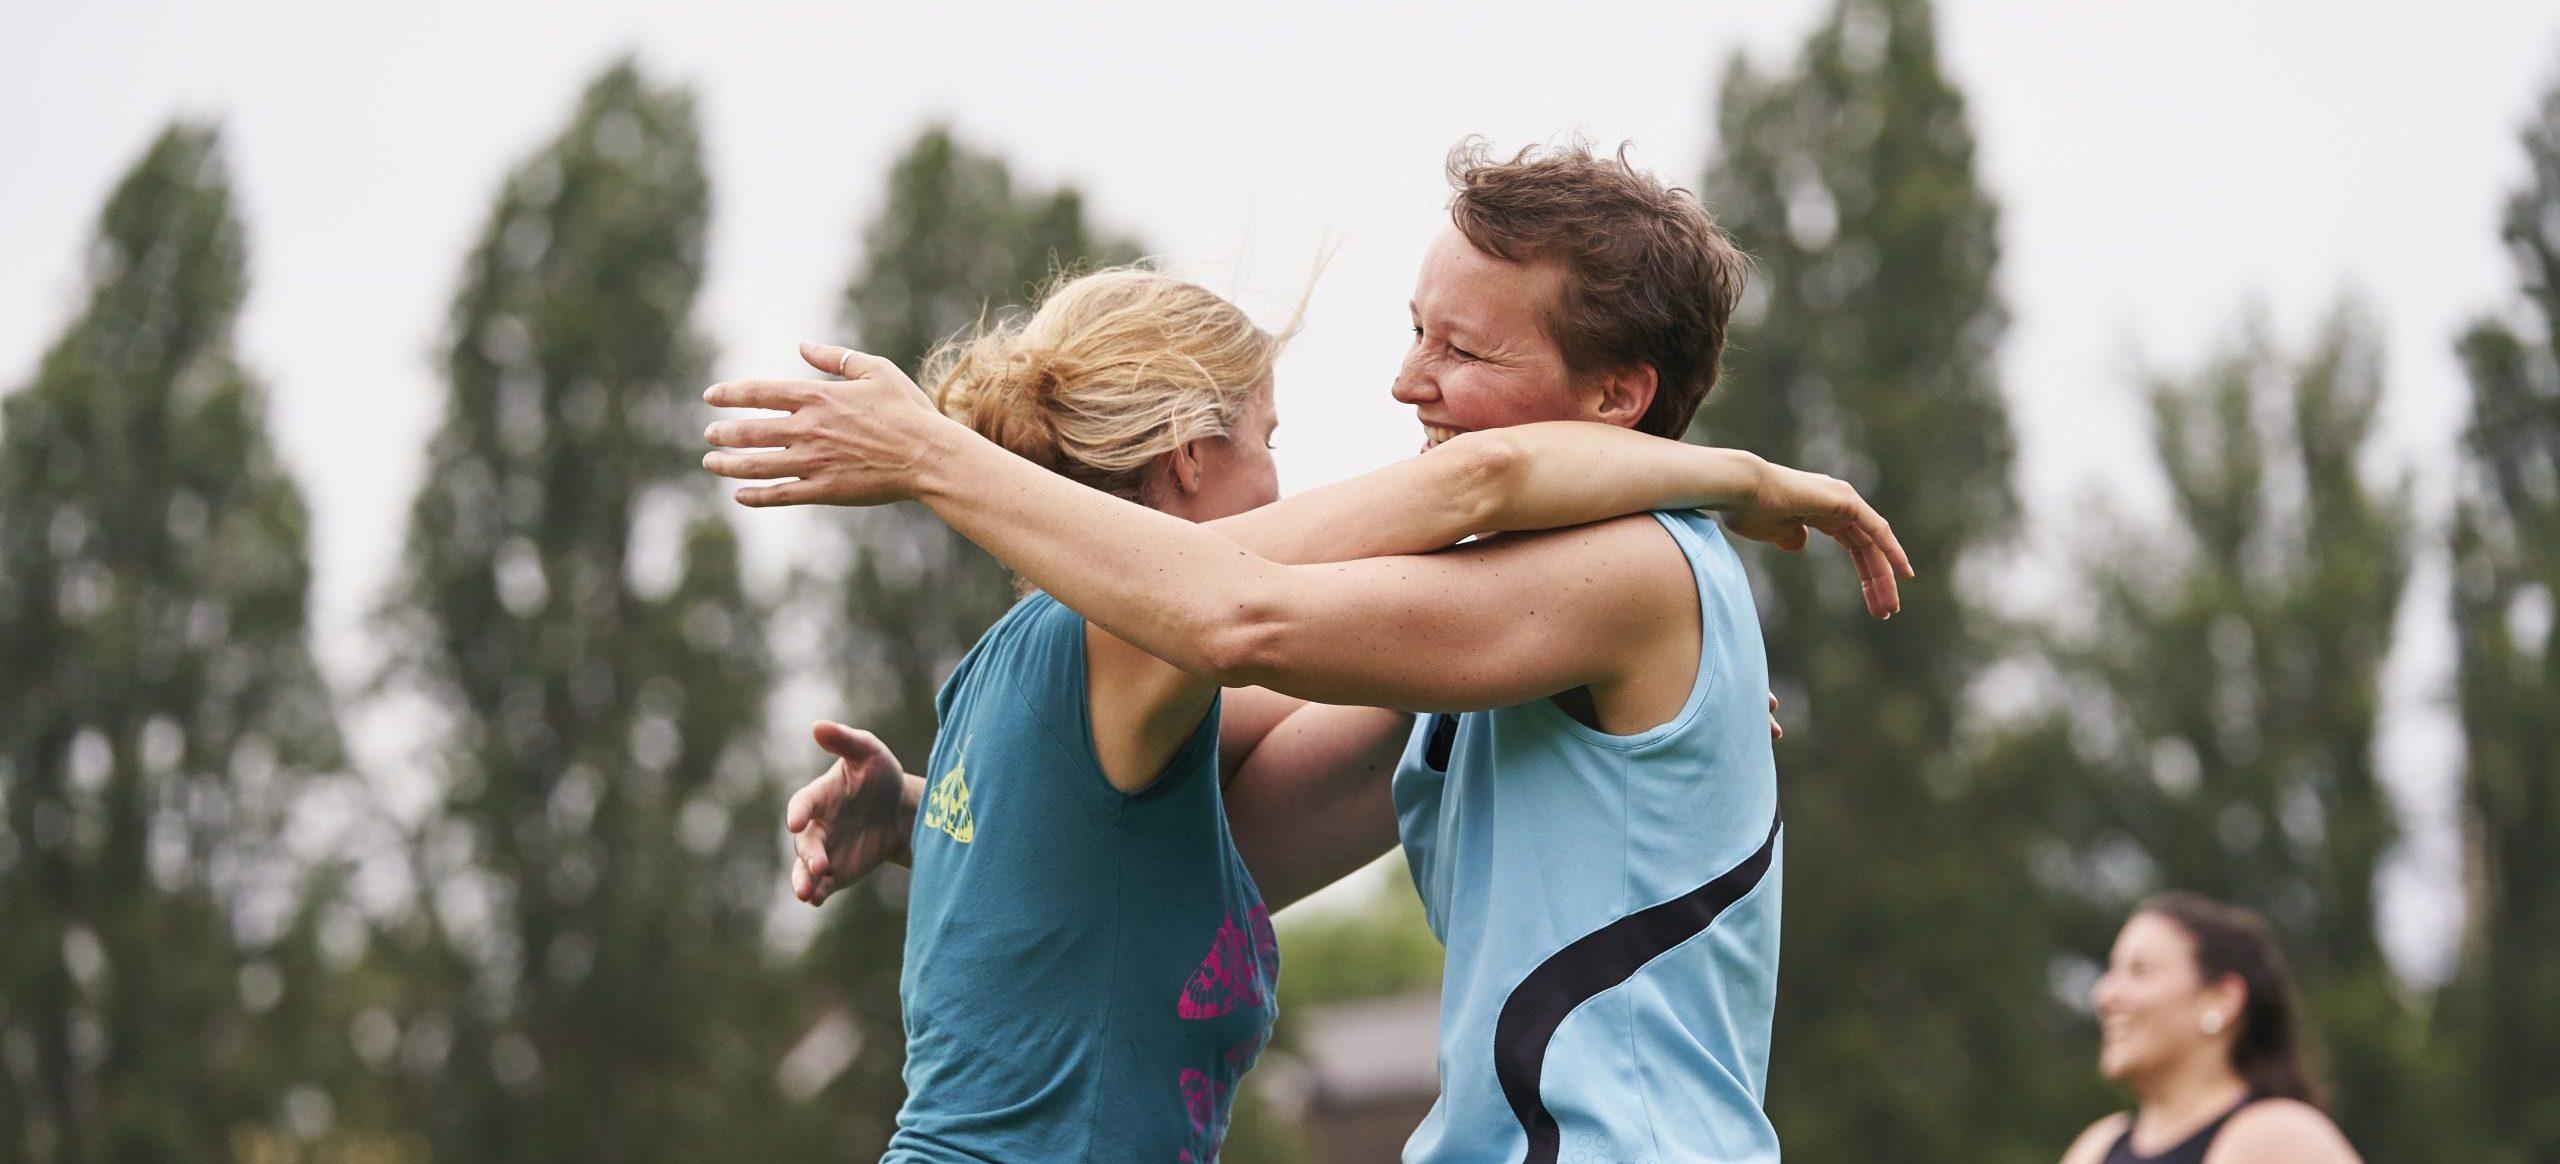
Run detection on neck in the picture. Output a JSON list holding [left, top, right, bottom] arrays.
[[2131, 1049, 2249, 1132]]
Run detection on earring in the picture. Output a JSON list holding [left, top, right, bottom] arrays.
[[2199, 1011, 2226, 1036]]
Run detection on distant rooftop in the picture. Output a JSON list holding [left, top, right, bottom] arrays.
[[1298, 990, 1441, 1108]]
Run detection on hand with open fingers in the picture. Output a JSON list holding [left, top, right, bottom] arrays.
[[1721, 460, 1915, 620], [702, 342, 954, 508], [786, 721, 915, 906]]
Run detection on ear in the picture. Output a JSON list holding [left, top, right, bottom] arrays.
[[2204, 973, 2248, 1026], [1588, 363, 1659, 429], [1157, 440, 1206, 497]]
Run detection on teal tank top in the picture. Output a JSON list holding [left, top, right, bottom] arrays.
[[1393, 510, 1783, 1164], [889, 593, 1277, 1162]]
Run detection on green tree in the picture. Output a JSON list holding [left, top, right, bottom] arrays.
[[374, 61, 807, 1160], [2046, 305, 2422, 1156], [794, 125, 1143, 1149], [2446, 58, 2560, 1163], [1698, 1, 2094, 1157], [0, 124, 355, 1160]]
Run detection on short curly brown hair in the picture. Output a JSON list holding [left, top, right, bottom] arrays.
[[1446, 139, 1750, 438]]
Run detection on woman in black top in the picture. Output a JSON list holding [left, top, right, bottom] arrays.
[[2058, 893, 2361, 1164]]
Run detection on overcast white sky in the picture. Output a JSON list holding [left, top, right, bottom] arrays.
[[8, 0, 2558, 980]]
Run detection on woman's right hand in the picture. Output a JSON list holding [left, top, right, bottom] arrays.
[[1722, 460, 1914, 619], [786, 721, 920, 905]]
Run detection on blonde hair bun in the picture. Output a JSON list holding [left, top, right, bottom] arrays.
[[924, 268, 1288, 502]]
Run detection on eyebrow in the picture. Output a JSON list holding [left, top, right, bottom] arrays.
[[1410, 300, 1485, 345]]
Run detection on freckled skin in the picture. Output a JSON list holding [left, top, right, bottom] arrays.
[[1397, 228, 1616, 448]]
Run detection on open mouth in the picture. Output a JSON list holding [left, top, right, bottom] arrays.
[[1422, 423, 1463, 450]]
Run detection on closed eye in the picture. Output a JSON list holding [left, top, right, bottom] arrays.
[[1412, 322, 1481, 363]]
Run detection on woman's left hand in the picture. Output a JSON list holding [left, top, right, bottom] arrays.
[[702, 342, 951, 507], [1721, 459, 1912, 620]]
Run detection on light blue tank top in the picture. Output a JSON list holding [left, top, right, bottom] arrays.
[[1393, 510, 1783, 1164], [889, 593, 1277, 1163]]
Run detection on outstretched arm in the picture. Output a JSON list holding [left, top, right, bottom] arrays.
[[703, 347, 1909, 709], [1205, 413, 1906, 604], [711, 343, 1911, 597]]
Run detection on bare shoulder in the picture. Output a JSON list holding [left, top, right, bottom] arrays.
[[2059, 1112, 2129, 1164], [2207, 1099, 2360, 1164]]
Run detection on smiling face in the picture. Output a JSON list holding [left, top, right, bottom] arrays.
[[2092, 911, 2243, 1087], [1396, 227, 1611, 453]]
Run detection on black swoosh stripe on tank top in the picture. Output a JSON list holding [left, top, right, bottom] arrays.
[[1493, 813, 1782, 1164], [1423, 713, 1460, 771]]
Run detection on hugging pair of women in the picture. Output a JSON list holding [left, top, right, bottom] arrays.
[[706, 140, 1907, 1163]]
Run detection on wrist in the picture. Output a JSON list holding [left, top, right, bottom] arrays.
[[904, 414, 976, 505], [1696, 446, 1771, 509], [893, 772, 924, 865]]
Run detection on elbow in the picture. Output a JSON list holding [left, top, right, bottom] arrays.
[[1194, 595, 1292, 689], [1441, 428, 1526, 530]]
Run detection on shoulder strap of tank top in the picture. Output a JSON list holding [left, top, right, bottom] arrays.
[[2105, 1093, 2260, 1164], [2188, 1091, 2260, 1147]]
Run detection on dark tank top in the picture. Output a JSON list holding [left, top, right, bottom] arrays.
[[2102, 1094, 2258, 1164]]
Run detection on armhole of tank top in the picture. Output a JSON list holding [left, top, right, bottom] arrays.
[[1053, 604, 1219, 805], [983, 595, 1127, 809], [1518, 510, 1721, 752]]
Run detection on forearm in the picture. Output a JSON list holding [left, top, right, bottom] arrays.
[[1203, 423, 1770, 567], [1203, 433, 1511, 565], [1478, 422, 1770, 531], [908, 417, 1290, 679]]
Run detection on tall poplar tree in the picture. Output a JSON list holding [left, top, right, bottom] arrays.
[[377, 61, 805, 1160], [0, 124, 352, 1161], [796, 124, 1144, 1150], [1697, 1, 2089, 1156], [2047, 306, 2421, 1156], [2446, 57, 2560, 1163]]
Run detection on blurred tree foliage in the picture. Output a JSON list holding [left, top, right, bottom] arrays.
[[799, 124, 1145, 1151], [369, 61, 814, 1159], [18, 23, 2546, 1164], [0, 124, 359, 1162], [1697, 0, 2101, 1157], [2446, 58, 2560, 1163], [2036, 304, 2429, 1156], [1271, 865, 1445, 1023]]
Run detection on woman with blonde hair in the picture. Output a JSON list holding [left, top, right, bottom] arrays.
[[714, 266, 1906, 1160], [2060, 893, 2363, 1164]]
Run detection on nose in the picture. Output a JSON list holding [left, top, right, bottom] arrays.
[[2091, 970, 2119, 1015], [1392, 346, 1437, 406]]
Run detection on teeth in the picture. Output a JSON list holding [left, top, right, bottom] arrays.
[[1424, 425, 1458, 447]]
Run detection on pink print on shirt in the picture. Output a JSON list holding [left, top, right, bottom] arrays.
[[1175, 907, 1277, 1161], [1176, 905, 1277, 1019]]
